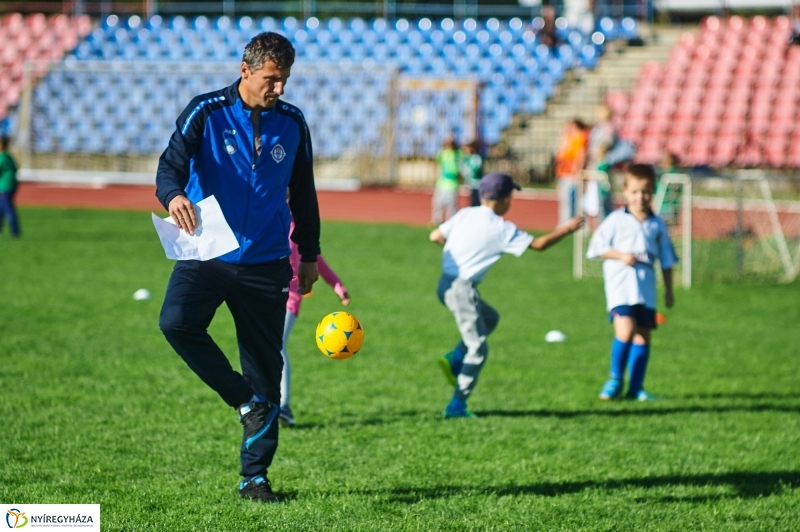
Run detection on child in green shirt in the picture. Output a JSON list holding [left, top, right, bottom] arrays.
[[432, 136, 462, 223], [0, 136, 20, 238]]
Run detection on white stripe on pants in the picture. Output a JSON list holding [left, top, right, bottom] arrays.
[[437, 275, 500, 400], [279, 309, 297, 408]]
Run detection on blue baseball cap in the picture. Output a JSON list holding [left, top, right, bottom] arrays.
[[479, 172, 521, 200]]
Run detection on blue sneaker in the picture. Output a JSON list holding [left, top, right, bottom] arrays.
[[628, 389, 657, 401], [239, 475, 279, 503], [238, 401, 279, 449], [599, 378, 623, 400], [438, 349, 463, 386], [443, 397, 477, 419]]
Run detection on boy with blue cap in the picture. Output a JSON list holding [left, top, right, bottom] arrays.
[[429, 172, 583, 418]]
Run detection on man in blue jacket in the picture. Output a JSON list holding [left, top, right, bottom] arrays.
[[156, 32, 320, 503]]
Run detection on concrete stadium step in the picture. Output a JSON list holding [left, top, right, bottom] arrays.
[[501, 24, 691, 179]]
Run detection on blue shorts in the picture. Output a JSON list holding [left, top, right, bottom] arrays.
[[608, 305, 657, 329]]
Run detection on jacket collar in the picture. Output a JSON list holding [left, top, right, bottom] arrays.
[[226, 79, 279, 117], [624, 206, 655, 219]]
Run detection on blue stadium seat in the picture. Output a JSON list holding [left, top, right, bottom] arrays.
[[146, 15, 163, 30], [537, 73, 556, 97], [237, 16, 254, 33], [535, 43, 551, 62], [371, 18, 387, 32], [554, 17, 570, 40], [438, 18, 456, 38], [462, 18, 478, 37], [169, 15, 187, 31], [282, 16, 298, 34], [507, 17, 524, 38], [619, 17, 638, 40], [383, 30, 400, 47], [547, 58, 566, 82], [326, 17, 344, 32], [581, 44, 599, 69], [598, 17, 618, 41], [557, 44, 575, 68], [524, 88, 547, 114], [349, 18, 366, 32], [259, 17, 277, 32]]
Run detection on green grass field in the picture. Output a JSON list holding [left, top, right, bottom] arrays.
[[1, 207, 799, 531]]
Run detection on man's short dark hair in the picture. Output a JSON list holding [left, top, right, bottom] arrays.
[[625, 163, 657, 187], [242, 32, 295, 71], [0, 136, 9, 151]]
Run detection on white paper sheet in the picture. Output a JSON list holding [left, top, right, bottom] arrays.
[[151, 195, 240, 261]]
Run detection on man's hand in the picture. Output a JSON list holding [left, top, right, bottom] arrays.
[[168, 195, 198, 234], [297, 261, 319, 295]]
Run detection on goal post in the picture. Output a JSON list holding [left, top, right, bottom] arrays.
[[690, 170, 799, 283], [653, 173, 692, 288]]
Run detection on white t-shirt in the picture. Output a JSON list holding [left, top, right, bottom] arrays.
[[439, 206, 534, 283], [587, 208, 678, 311]]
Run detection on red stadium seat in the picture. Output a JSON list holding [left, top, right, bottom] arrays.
[[701, 16, 722, 31], [612, 15, 800, 169], [666, 135, 691, 154], [711, 139, 740, 166]]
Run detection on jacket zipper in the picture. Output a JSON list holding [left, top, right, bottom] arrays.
[[239, 109, 257, 263]]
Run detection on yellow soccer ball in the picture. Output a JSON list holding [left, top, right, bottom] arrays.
[[315, 311, 364, 360]]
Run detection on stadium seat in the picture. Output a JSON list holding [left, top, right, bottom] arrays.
[[617, 15, 800, 168]]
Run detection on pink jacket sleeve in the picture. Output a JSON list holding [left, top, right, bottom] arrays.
[[286, 221, 347, 317], [317, 254, 345, 295]]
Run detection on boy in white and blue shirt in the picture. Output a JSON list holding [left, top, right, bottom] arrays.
[[587, 164, 678, 401], [429, 172, 583, 418]]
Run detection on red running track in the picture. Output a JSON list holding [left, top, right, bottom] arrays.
[[17, 183, 560, 231]]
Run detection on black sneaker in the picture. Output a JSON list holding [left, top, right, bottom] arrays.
[[239, 475, 279, 503], [238, 401, 279, 450]]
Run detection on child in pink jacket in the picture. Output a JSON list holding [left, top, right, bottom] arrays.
[[280, 221, 350, 426]]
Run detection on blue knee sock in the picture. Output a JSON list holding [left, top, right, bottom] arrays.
[[610, 338, 633, 380], [627, 343, 650, 396]]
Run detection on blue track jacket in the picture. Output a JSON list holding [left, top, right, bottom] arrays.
[[155, 80, 320, 264]]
